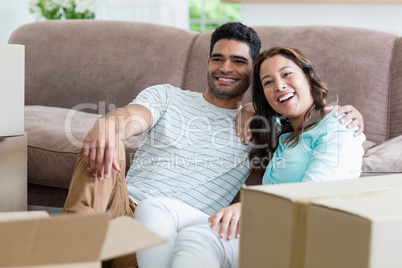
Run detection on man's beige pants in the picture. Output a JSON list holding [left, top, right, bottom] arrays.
[[63, 140, 137, 268]]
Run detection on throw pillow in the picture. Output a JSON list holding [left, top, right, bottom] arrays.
[[362, 135, 402, 173]]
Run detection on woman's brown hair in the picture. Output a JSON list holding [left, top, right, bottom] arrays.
[[248, 46, 329, 167]]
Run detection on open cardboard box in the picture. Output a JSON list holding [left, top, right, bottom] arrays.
[[239, 174, 402, 268], [0, 211, 165, 267]]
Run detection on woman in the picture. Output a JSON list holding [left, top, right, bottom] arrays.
[[135, 46, 365, 268]]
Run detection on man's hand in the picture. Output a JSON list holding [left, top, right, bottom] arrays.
[[235, 102, 255, 144], [82, 104, 153, 181], [209, 202, 241, 240], [236, 103, 364, 142], [83, 116, 121, 181], [325, 105, 364, 137]]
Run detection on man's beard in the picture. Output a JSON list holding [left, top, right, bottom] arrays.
[[206, 72, 251, 99]]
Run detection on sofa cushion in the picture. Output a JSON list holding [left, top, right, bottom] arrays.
[[25, 106, 140, 188], [362, 134, 402, 176], [11, 21, 198, 111]]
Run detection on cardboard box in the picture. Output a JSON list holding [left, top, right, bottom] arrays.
[[239, 174, 402, 268], [304, 191, 402, 268], [0, 211, 165, 267], [0, 133, 27, 211], [0, 44, 24, 137]]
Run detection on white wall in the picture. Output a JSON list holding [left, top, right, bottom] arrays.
[[96, 0, 189, 30], [2, 1, 402, 44], [242, 3, 402, 36], [0, 0, 190, 45], [0, 0, 36, 44]]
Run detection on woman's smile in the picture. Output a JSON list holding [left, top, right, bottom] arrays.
[[260, 55, 313, 129]]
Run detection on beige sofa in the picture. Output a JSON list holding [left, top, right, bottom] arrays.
[[8, 20, 402, 208]]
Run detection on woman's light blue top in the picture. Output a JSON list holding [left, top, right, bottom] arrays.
[[262, 108, 365, 185]]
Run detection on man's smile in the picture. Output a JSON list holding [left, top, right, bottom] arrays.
[[215, 75, 239, 86]]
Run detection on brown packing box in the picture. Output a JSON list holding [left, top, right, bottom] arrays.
[[0, 44, 24, 137], [0, 211, 166, 267], [0, 134, 27, 211], [304, 191, 402, 268], [238, 174, 402, 268]]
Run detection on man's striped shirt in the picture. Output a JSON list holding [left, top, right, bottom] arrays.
[[126, 84, 252, 215]]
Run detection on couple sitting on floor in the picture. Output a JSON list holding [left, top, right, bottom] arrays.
[[63, 22, 365, 268]]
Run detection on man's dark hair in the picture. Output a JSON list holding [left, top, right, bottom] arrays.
[[210, 22, 261, 62]]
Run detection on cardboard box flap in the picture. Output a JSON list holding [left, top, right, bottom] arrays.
[[245, 174, 402, 202], [101, 216, 166, 261], [0, 211, 49, 223], [0, 213, 110, 267], [311, 190, 402, 221]]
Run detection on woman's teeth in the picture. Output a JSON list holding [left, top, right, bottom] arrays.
[[279, 93, 295, 102]]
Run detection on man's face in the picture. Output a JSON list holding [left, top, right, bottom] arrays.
[[207, 39, 253, 99]]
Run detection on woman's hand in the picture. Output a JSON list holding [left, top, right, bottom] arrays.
[[235, 102, 255, 144], [208, 202, 242, 240]]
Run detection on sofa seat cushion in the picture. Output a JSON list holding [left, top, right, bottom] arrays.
[[25, 106, 140, 188], [362, 134, 402, 176]]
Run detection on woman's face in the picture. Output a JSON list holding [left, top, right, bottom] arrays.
[[260, 55, 314, 129]]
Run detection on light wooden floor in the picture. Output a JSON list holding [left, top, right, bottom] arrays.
[[28, 205, 63, 215]]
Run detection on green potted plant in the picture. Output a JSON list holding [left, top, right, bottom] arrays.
[[29, 0, 96, 20]]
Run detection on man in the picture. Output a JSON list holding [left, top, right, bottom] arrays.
[[63, 22, 363, 267]]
